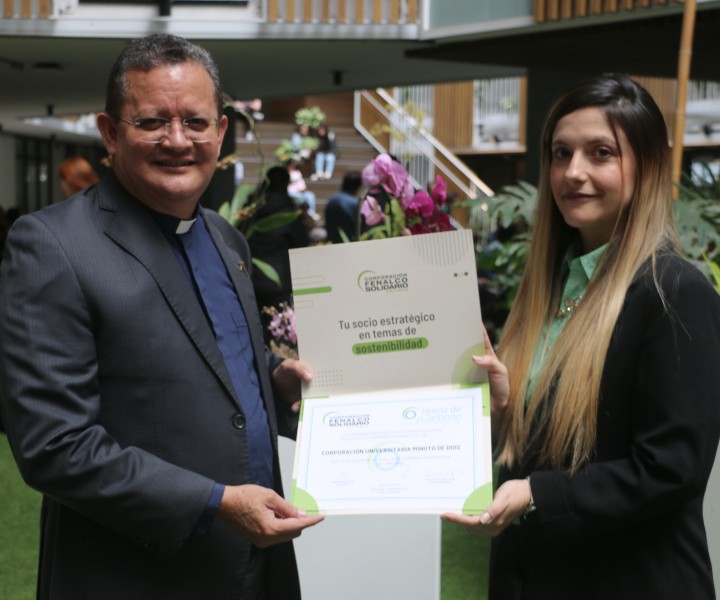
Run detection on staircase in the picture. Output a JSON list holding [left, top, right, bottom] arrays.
[[233, 120, 377, 218]]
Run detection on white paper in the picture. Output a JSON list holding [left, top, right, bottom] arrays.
[[289, 230, 493, 514]]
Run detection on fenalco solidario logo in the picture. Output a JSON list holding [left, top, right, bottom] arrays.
[[322, 412, 371, 428], [357, 270, 409, 293]]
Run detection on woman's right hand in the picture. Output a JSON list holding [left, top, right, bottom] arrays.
[[472, 325, 510, 417]]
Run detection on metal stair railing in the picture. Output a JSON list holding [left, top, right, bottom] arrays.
[[354, 88, 494, 201]]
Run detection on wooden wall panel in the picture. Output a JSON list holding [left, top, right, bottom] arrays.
[[355, 0, 364, 23], [360, 90, 391, 149], [433, 82, 474, 149], [390, 0, 400, 23], [631, 75, 676, 137], [407, 0, 418, 22], [306, 92, 356, 126], [373, 0, 382, 23], [536, 0, 681, 21], [266, 92, 355, 126], [548, 0, 559, 19]]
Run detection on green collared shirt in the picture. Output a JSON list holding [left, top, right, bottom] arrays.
[[526, 242, 607, 403]]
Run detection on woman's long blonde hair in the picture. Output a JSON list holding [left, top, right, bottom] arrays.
[[496, 75, 680, 472]]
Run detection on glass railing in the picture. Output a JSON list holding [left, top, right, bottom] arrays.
[[426, 0, 532, 30]]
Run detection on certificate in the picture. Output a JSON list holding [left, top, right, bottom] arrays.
[[289, 230, 492, 514], [292, 387, 492, 515]]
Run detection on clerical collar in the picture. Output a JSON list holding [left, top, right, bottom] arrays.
[[147, 206, 199, 236], [175, 219, 196, 235]]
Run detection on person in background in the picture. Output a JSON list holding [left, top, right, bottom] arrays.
[[290, 123, 313, 163], [233, 98, 264, 140], [325, 170, 362, 243], [58, 155, 99, 198], [443, 75, 720, 599], [311, 124, 336, 181], [287, 159, 317, 216], [0, 33, 322, 600], [245, 165, 309, 326]]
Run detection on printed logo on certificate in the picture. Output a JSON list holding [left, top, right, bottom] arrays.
[[289, 230, 492, 515]]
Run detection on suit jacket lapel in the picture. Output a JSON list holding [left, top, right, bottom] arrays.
[[96, 175, 239, 405]]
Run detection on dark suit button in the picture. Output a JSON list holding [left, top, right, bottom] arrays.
[[232, 413, 246, 430]]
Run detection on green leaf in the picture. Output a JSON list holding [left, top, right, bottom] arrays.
[[674, 189, 720, 262], [703, 253, 720, 294], [295, 106, 326, 128], [231, 183, 256, 215], [218, 202, 231, 222], [483, 181, 538, 230], [251, 258, 281, 286], [251, 211, 300, 233]]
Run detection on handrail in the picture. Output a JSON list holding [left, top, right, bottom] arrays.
[[354, 88, 494, 199]]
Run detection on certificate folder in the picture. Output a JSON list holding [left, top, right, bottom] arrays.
[[289, 230, 493, 515]]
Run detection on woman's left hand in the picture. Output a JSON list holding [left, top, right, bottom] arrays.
[[441, 478, 531, 537], [472, 325, 510, 417], [272, 358, 313, 413]]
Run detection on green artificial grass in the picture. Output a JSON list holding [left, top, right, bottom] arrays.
[[0, 434, 41, 600], [441, 519, 491, 600]]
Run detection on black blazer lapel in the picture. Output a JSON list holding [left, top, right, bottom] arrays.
[[96, 176, 239, 406]]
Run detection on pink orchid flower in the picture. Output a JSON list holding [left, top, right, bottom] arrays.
[[361, 195, 386, 226], [405, 189, 435, 219], [409, 222, 431, 235], [398, 179, 416, 207], [382, 160, 411, 199], [362, 153, 394, 187], [430, 175, 448, 206], [426, 208, 453, 233], [362, 154, 412, 202]]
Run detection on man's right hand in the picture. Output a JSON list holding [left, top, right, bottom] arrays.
[[217, 484, 324, 548]]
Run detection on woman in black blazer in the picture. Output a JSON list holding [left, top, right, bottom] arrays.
[[444, 75, 720, 599]]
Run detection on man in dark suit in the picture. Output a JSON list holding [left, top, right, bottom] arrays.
[[325, 170, 362, 244], [0, 34, 322, 600]]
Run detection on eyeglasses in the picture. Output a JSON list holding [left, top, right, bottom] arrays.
[[117, 116, 220, 144]]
